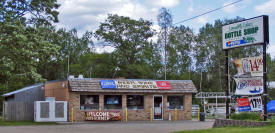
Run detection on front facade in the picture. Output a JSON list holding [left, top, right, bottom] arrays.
[[68, 78, 197, 122]]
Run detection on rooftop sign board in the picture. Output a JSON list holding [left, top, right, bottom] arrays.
[[100, 80, 171, 90], [222, 16, 266, 49]]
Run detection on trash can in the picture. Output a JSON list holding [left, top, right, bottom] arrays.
[[200, 112, 205, 121]]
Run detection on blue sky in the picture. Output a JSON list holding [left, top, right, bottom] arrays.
[[56, 0, 275, 58]]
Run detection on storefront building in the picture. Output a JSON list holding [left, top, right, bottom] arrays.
[[68, 78, 197, 121]]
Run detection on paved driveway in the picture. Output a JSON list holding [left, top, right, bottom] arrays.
[[0, 120, 214, 133]]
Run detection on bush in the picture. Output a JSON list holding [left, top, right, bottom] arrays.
[[230, 112, 263, 121]]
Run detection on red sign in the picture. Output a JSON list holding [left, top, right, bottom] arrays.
[[237, 98, 250, 107], [156, 81, 171, 90], [85, 111, 121, 121]]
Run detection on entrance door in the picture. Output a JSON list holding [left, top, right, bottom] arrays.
[[153, 95, 163, 120]]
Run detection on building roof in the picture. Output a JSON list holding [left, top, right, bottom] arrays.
[[69, 78, 197, 93], [2, 83, 43, 97]]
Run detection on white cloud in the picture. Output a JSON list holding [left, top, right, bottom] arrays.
[[268, 44, 275, 59], [197, 15, 208, 24], [255, 0, 275, 25], [222, 1, 238, 13], [56, 0, 164, 35], [146, 0, 179, 8]]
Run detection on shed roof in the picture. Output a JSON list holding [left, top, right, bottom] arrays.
[[69, 78, 197, 93], [2, 83, 43, 97]]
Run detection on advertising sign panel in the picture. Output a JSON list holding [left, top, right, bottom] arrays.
[[222, 16, 264, 49], [234, 77, 263, 95], [100, 80, 116, 89], [233, 56, 263, 77], [85, 111, 121, 121], [237, 98, 251, 112], [249, 96, 262, 111], [237, 96, 262, 112], [100, 80, 171, 90]]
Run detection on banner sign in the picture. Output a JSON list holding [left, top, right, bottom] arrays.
[[237, 98, 251, 112], [249, 96, 262, 111], [237, 97, 262, 112], [222, 16, 264, 49], [100, 80, 171, 90], [233, 56, 263, 77], [234, 77, 263, 95], [85, 111, 121, 121]]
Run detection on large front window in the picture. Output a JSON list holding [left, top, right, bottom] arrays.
[[104, 95, 122, 109], [127, 95, 144, 110], [80, 95, 99, 110], [167, 96, 184, 109]]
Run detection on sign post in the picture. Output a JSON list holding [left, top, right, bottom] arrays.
[[222, 15, 268, 120]]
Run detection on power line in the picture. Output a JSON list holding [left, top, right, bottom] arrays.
[[173, 0, 244, 25]]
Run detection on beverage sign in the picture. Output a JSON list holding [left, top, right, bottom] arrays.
[[237, 98, 251, 112], [233, 56, 263, 77], [237, 96, 262, 112], [100, 80, 116, 89], [100, 80, 171, 90], [222, 16, 264, 49], [85, 111, 121, 121], [234, 77, 263, 95]]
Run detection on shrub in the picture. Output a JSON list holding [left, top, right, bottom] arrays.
[[230, 112, 263, 121]]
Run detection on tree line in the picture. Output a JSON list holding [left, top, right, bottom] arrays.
[[1, 0, 275, 100]]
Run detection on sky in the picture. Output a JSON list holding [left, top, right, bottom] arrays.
[[56, 0, 275, 58]]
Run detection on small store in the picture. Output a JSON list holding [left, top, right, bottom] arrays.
[[68, 78, 197, 121]]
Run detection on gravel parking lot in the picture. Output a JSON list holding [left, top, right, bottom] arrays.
[[0, 120, 214, 133]]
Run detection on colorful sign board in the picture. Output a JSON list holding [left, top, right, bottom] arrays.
[[100, 80, 171, 90], [249, 96, 262, 111], [100, 80, 116, 89], [222, 16, 265, 49], [233, 56, 263, 77], [237, 97, 251, 112], [237, 96, 262, 112], [234, 77, 263, 95], [85, 111, 121, 121]]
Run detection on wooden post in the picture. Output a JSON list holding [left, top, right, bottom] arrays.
[[150, 108, 152, 122], [125, 108, 128, 122], [174, 108, 177, 121]]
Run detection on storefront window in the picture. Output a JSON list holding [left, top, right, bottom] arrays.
[[104, 95, 122, 109], [127, 95, 144, 110], [80, 95, 99, 110], [167, 96, 184, 110]]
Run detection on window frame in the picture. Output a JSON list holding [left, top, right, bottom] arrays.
[[80, 95, 99, 110], [126, 95, 145, 110], [104, 95, 122, 110], [167, 95, 185, 110]]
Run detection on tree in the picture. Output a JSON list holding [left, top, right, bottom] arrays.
[[95, 14, 156, 78], [157, 7, 173, 79]]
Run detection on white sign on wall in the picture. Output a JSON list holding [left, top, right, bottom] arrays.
[[222, 16, 264, 49]]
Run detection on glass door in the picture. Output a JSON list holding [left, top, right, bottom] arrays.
[[153, 95, 163, 120]]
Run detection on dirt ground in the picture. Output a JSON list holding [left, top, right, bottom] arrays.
[[0, 120, 214, 133]]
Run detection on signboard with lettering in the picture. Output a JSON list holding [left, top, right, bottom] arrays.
[[237, 97, 251, 112], [234, 77, 263, 95], [100, 80, 116, 89], [233, 56, 263, 77], [249, 96, 262, 111], [85, 111, 121, 121], [100, 80, 171, 90], [237, 96, 262, 112], [222, 16, 265, 49]]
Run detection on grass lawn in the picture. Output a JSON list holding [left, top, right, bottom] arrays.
[[0, 117, 58, 126], [173, 125, 275, 133]]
